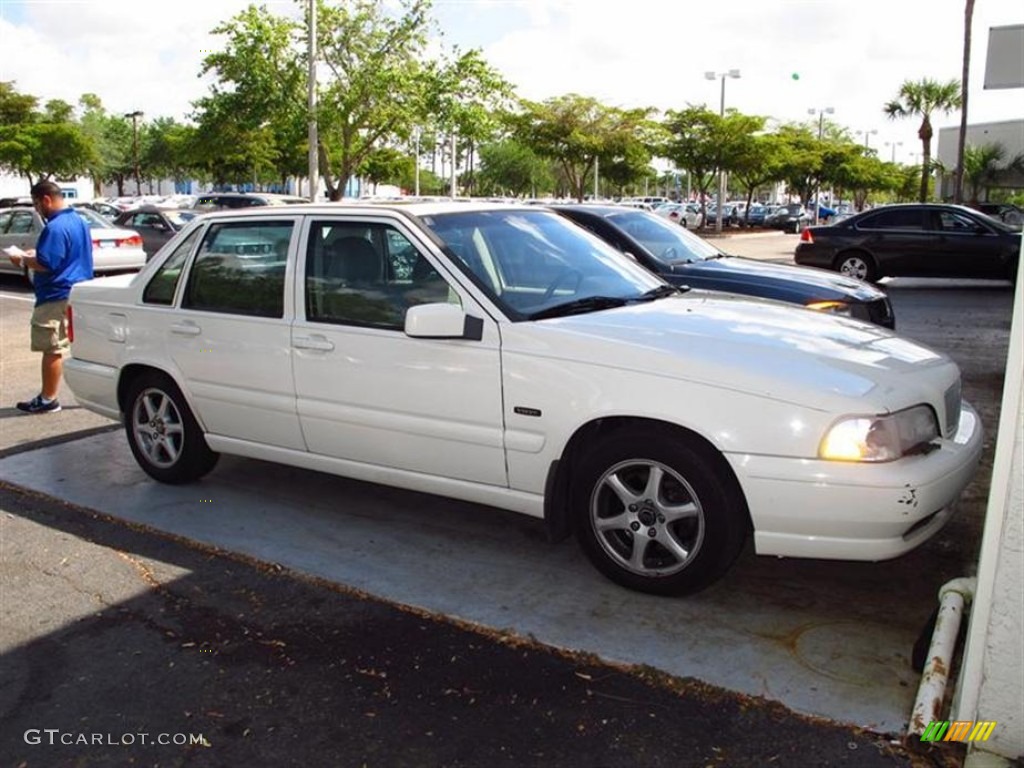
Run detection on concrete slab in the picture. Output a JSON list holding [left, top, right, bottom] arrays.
[[0, 431, 926, 733]]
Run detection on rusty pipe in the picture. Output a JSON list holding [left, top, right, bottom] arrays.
[[908, 577, 977, 736]]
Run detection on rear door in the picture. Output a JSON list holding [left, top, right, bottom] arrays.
[[167, 216, 304, 449], [854, 208, 932, 275]]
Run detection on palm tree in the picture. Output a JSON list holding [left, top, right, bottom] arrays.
[[963, 143, 1024, 203], [954, 0, 975, 203], [884, 78, 961, 202], [963, 144, 1005, 203]]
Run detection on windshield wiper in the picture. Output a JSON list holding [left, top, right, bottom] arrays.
[[529, 296, 629, 320], [637, 284, 684, 300]]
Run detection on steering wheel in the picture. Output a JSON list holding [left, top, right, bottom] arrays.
[[542, 267, 583, 303]]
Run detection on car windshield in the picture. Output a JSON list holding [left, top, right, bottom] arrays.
[[419, 208, 667, 320], [75, 207, 120, 229], [604, 209, 724, 265], [164, 210, 195, 228]]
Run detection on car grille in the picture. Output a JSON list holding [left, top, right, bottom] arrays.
[[944, 379, 962, 438]]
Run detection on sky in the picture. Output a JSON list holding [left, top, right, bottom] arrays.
[[0, 0, 1021, 166]]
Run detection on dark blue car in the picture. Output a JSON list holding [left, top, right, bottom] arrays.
[[553, 205, 895, 328]]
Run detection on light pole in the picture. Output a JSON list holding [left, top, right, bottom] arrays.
[[705, 69, 740, 233], [124, 110, 143, 196], [307, 0, 318, 201], [808, 107, 834, 224], [885, 141, 903, 163], [858, 129, 878, 148]]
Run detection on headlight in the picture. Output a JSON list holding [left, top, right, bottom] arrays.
[[819, 405, 939, 462], [806, 300, 853, 317]]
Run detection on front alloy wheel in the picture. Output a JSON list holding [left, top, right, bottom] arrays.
[[572, 429, 749, 595], [589, 459, 705, 578]]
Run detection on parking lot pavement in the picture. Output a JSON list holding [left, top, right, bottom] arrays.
[[1, 483, 932, 768], [0, 431, 934, 732]]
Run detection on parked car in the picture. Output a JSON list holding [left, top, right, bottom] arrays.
[[705, 203, 739, 227], [64, 202, 981, 596], [765, 203, 810, 233], [553, 205, 895, 327], [743, 203, 769, 227], [654, 202, 702, 229], [72, 200, 124, 220], [0, 204, 146, 280], [971, 202, 1023, 227], [794, 203, 1021, 283], [191, 192, 309, 211], [114, 205, 201, 260]]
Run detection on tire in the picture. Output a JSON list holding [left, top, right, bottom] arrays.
[[124, 372, 219, 484], [835, 251, 878, 282], [571, 428, 749, 595]]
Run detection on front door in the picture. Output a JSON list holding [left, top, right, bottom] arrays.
[[291, 215, 507, 486]]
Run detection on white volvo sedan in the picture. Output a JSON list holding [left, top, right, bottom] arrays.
[[63, 202, 983, 595]]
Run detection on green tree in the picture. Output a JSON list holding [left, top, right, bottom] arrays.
[[884, 78, 961, 202], [313, 0, 433, 199], [660, 107, 722, 224], [78, 94, 134, 196], [194, 3, 306, 189], [514, 94, 653, 202], [962, 143, 1024, 203], [475, 139, 552, 197], [143, 117, 198, 193], [359, 145, 414, 193], [0, 82, 94, 185]]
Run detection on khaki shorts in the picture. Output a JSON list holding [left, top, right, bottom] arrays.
[[30, 300, 70, 356]]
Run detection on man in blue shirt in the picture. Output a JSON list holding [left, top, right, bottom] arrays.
[[5, 181, 93, 414]]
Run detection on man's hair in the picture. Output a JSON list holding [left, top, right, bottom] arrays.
[[30, 180, 64, 201]]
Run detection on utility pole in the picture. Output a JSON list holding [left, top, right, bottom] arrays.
[[705, 70, 740, 233], [124, 110, 143, 196], [307, 0, 318, 201]]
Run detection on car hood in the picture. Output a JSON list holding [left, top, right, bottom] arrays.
[[507, 293, 953, 414], [669, 256, 884, 301]]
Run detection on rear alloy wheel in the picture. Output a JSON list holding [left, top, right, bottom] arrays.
[[124, 372, 219, 484], [836, 252, 877, 282], [572, 429, 749, 595]]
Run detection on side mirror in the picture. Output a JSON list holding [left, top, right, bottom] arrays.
[[405, 303, 483, 341]]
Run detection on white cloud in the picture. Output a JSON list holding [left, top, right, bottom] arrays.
[[1, 0, 1020, 167]]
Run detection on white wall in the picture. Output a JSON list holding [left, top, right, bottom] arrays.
[[957, 247, 1024, 760]]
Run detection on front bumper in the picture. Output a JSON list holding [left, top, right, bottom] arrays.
[[728, 403, 983, 561]]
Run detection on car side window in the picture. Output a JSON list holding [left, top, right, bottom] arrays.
[[182, 221, 292, 317], [143, 227, 202, 306], [305, 221, 455, 330], [859, 209, 925, 230], [936, 211, 984, 233], [0, 210, 12, 232], [8, 211, 35, 234]]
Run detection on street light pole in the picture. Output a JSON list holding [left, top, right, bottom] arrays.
[[124, 110, 143, 196], [859, 129, 878, 148], [705, 69, 740, 234], [885, 141, 904, 163], [307, 0, 318, 201], [808, 106, 834, 225]]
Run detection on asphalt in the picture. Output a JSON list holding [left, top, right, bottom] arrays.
[[1, 479, 965, 768]]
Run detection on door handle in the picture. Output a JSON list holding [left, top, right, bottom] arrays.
[[293, 335, 335, 352], [170, 322, 202, 336]]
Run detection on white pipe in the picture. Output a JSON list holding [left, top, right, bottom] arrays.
[[909, 577, 977, 736]]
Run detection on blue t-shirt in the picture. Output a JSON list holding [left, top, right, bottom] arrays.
[[33, 207, 94, 305]]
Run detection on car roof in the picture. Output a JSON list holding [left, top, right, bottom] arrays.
[[190, 200, 543, 221]]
